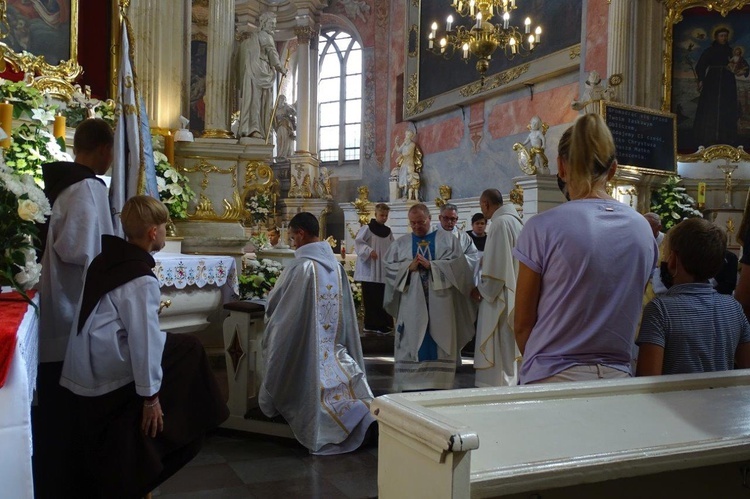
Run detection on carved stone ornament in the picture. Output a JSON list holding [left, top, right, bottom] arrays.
[[459, 63, 531, 98]]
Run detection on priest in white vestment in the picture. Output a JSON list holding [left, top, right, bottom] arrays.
[[260, 212, 376, 455], [384, 204, 475, 391], [473, 189, 524, 387]]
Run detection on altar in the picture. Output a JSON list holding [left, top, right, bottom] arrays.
[[154, 252, 239, 351], [0, 292, 39, 499]]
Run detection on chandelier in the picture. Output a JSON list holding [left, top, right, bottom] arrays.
[[426, 0, 542, 81]]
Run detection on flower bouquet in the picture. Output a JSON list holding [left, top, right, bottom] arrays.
[[239, 258, 283, 300], [5, 107, 72, 186], [153, 150, 195, 220], [0, 158, 51, 301], [245, 192, 273, 225]]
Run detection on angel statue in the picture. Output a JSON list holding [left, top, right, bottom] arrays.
[[513, 116, 549, 175]]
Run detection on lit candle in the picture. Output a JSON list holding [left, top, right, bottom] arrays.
[[431, 21, 438, 38], [440, 38, 447, 54], [525, 17, 531, 34], [475, 12, 482, 29], [503, 12, 510, 29], [462, 43, 470, 59], [0, 101, 12, 149], [458, 0, 463, 11], [469, 0, 475, 16], [535, 26, 542, 44], [528, 34, 535, 50], [164, 131, 175, 164], [511, 0, 516, 7], [489, 4, 494, 16], [697, 182, 707, 206], [53, 114, 66, 140], [509, 37, 517, 54], [446, 15, 453, 32], [428, 32, 434, 49]]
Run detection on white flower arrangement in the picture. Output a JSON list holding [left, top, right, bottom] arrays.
[[0, 159, 51, 298], [245, 192, 273, 225], [5, 107, 73, 186], [153, 150, 195, 220], [239, 257, 283, 300]]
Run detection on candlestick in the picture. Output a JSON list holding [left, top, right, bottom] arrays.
[[503, 12, 510, 29], [428, 32, 434, 49], [462, 43, 469, 59], [535, 26, 542, 44], [524, 17, 531, 34], [431, 22, 437, 38], [509, 37, 517, 54], [446, 15, 453, 32], [697, 182, 706, 208], [164, 131, 175, 165], [0, 101, 12, 149], [440, 38, 447, 54], [53, 114, 66, 140]]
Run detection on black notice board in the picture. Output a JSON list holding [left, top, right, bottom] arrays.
[[601, 102, 677, 174]]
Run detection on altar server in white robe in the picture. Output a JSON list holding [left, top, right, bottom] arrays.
[[472, 189, 524, 387], [384, 204, 475, 391], [35, 118, 115, 498], [260, 212, 376, 455]]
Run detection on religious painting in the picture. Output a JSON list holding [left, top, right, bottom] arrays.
[[190, 0, 208, 133], [405, 0, 582, 120], [4, 0, 71, 65], [665, 3, 750, 154], [0, 0, 80, 100]]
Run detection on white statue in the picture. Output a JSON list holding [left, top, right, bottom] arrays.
[[523, 116, 549, 174], [274, 94, 296, 158], [339, 0, 370, 21], [237, 12, 286, 139], [572, 70, 616, 115], [393, 130, 423, 200], [317, 166, 333, 199]]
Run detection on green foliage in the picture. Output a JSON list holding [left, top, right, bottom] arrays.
[[650, 176, 703, 231], [0, 80, 44, 119], [153, 150, 195, 220], [239, 258, 283, 300]]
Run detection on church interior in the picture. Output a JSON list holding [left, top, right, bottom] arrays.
[[4, 0, 750, 497]]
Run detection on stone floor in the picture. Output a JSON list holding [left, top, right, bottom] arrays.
[[153, 335, 476, 498]]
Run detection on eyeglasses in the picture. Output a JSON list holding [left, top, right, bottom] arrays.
[[409, 219, 429, 227], [440, 216, 458, 223]]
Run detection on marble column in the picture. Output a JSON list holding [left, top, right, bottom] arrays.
[[203, 0, 235, 138], [606, 0, 633, 104], [294, 26, 313, 154], [128, 0, 186, 130], [309, 31, 319, 157], [633, 0, 666, 110]]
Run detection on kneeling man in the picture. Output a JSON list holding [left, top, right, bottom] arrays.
[[260, 212, 375, 455]]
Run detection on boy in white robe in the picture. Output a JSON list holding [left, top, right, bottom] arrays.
[[34, 118, 115, 498], [384, 204, 474, 391], [260, 212, 376, 455], [354, 202, 395, 333]]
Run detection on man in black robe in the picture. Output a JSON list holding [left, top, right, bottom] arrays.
[[693, 27, 740, 146]]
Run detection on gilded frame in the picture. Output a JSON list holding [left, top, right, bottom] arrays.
[[0, 0, 81, 100], [662, 0, 750, 160]]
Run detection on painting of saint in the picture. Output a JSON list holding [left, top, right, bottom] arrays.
[[670, 7, 750, 152], [5, 0, 71, 65]]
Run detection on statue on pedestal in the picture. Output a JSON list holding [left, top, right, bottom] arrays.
[[513, 116, 549, 175], [393, 130, 423, 200], [316, 166, 333, 200], [571, 71, 620, 115], [237, 12, 286, 139], [274, 94, 296, 158]]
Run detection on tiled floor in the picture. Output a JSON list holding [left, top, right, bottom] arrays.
[[153, 337, 476, 498]]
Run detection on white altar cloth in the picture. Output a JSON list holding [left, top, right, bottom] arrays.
[[153, 252, 238, 298], [0, 294, 38, 499], [153, 253, 239, 336]]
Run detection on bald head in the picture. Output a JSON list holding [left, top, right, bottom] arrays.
[[480, 189, 503, 218], [643, 212, 662, 238]]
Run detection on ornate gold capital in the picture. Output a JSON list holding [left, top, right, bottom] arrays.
[[294, 26, 315, 44]]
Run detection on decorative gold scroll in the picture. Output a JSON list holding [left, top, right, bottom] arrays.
[[0, 0, 82, 100], [678, 144, 750, 163]]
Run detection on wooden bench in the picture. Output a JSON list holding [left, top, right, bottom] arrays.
[[372, 371, 750, 498]]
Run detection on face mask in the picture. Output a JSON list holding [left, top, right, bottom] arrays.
[[660, 261, 673, 289], [557, 175, 571, 201]]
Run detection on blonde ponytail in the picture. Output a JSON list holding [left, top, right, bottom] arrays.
[[567, 113, 616, 199]]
